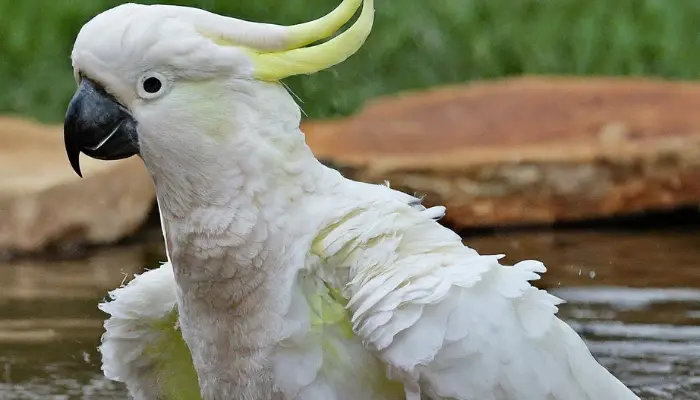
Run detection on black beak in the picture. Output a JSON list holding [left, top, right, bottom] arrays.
[[63, 78, 139, 177]]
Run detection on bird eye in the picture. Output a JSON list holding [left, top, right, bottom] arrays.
[[137, 72, 168, 99], [143, 77, 162, 94]]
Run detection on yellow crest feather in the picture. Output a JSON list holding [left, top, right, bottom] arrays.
[[250, 0, 374, 81]]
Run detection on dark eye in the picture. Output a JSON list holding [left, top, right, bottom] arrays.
[[142, 77, 162, 94]]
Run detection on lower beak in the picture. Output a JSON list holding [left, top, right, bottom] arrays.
[[63, 78, 139, 177]]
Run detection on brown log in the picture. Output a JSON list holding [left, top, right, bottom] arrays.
[[0, 117, 155, 254], [303, 76, 700, 229]]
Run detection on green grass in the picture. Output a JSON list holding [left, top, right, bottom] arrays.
[[2, 0, 700, 123]]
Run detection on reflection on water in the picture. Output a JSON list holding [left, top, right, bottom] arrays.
[[0, 229, 698, 399]]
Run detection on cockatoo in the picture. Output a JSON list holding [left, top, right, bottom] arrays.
[[62, 1, 640, 399]]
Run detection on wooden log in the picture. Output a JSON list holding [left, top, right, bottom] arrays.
[[304, 77, 700, 229], [0, 117, 155, 255]]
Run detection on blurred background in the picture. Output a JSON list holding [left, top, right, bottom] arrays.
[[1, 0, 700, 399]]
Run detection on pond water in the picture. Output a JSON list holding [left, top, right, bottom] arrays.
[[0, 228, 698, 399]]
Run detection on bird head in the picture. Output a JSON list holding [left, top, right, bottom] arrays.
[[63, 0, 373, 177]]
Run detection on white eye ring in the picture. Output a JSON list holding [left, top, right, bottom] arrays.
[[137, 72, 168, 99]]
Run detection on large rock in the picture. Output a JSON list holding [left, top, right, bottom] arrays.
[[303, 77, 700, 229], [0, 117, 155, 255]]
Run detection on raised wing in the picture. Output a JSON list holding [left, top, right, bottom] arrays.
[[310, 182, 639, 400], [98, 262, 201, 400]]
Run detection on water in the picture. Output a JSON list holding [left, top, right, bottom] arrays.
[[0, 228, 698, 399], [469, 230, 700, 399]]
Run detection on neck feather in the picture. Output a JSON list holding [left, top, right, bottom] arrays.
[[138, 78, 335, 296]]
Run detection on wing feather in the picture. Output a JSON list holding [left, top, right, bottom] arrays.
[[98, 262, 201, 400], [313, 182, 640, 400]]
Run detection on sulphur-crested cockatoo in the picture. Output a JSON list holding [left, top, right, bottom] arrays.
[[63, 1, 639, 399]]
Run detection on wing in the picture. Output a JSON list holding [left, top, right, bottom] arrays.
[[310, 182, 639, 400], [98, 262, 201, 400]]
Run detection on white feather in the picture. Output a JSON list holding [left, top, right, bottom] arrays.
[[98, 262, 186, 400], [312, 179, 640, 400]]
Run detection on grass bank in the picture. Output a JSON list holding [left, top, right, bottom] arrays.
[[1, 0, 699, 123]]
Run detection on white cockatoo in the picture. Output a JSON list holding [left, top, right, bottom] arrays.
[[62, 1, 640, 399]]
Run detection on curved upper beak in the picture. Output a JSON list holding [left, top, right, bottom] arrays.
[[63, 78, 139, 177]]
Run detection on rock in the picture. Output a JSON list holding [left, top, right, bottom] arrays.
[[303, 77, 700, 229], [0, 117, 155, 255]]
